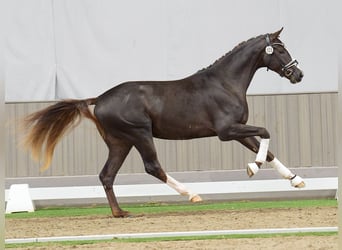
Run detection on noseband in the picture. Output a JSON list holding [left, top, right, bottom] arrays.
[[265, 34, 298, 77]]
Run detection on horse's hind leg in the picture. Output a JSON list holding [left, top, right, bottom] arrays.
[[134, 132, 202, 202], [99, 139, 132, 217], [238, 137, 305, 188]]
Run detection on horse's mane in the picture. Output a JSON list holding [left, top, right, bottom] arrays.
[[198, 34, 264, 72]]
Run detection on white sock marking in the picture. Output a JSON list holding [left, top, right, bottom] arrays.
[[166, 174, 197, 200]]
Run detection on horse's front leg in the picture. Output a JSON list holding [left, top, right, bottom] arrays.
[[217, 123, 305, 188], [217, 123, 270, 173], [237, 137, 273, 176], [269, 157, 305, 188], [238, 137, 305, 188], [237, 136, 273, 177]]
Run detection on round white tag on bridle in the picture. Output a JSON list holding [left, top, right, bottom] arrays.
[[265, 46, 274, 55]]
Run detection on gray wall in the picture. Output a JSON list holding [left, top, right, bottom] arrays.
[[5, 92, 337, 178], [5, 1, 339, 102]]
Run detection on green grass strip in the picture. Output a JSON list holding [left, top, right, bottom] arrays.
[[112, 231, 337, 243], [6, 199, 336, 219], [5, 232, 337, 249]]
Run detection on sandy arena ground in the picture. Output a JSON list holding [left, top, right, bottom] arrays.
[[6, 206, 338, 249]]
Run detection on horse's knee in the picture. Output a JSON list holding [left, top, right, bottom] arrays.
[[259, 128, 270, 139]]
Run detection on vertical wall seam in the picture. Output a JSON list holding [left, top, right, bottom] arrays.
[[50, 0, 58, 100]]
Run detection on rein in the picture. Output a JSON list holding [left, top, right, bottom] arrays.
[[265, 34, 298, 77]]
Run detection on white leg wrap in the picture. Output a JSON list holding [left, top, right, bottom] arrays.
[[290, 175, 305, 188], [255, 139, 269, 163], [166, 174, 200, 201], [269, 157, 293, 179], [269, 158, 305, 188], [247, 162, 259, 176]]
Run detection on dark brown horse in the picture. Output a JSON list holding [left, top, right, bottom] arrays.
[[23, 28, 305, 217]]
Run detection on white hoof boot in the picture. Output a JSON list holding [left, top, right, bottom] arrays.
[[290, 175, 305, 188], [247, 163, 259, 177]]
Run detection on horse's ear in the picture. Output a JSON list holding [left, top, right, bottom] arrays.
[[270, 27, 284, 40]]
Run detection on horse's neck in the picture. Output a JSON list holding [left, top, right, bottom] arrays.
[[213, 41, 264, 92]]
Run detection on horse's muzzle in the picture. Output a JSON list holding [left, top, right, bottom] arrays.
[[289, 68, 304, 84], [281, 59, 303, 84]]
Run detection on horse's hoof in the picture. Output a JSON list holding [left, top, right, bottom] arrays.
[[247, 162, 259, 177], [190, 194, 203, 203], [295, 181, 305, 188], [291, 175, 305, 188], [113, 210, 132, 218]]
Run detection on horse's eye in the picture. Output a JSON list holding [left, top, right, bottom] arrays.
[[278, 49, 285, 54]]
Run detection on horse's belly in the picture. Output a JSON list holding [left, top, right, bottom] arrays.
[[152, 124, 216, 140]]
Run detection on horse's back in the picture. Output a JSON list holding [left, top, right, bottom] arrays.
[[93, 79, 218, 139]]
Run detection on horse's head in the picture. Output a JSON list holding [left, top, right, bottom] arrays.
[[262, 28, 303, 84]]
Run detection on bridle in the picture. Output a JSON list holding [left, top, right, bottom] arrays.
[[265, 34, 298, 77]]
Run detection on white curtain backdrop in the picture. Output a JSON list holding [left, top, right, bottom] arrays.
[[4, 0, 339, 102]]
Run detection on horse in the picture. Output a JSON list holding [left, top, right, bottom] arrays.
[[22, 28, 305, 217]]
